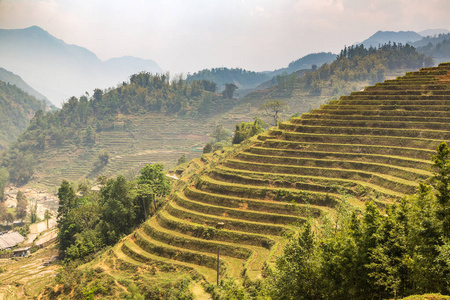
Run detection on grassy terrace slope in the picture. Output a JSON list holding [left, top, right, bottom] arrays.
[[116, 63, 450, 284]]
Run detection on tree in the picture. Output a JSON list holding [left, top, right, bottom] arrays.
[[203, 143, 213, 154], [269, 222, 321, 299], [210, 125, 231, 143], [16, 190, 27, 220], [0, 167, 9, 202], [259, 100, 289, 126], [222, 83, 238, 99], [232, 117, 265, 144], [98, 151, 110, 166], [138, 164, 171, 212], [100, 176, 137, 244], [44, 209, 52, 228], [176, 154, 188, 166], [431, 142, 450, 236], [57, 180, 78, 221], [30, 202, 38, 224], [0, 201, 7, 223], [5, 212, 14, 225]]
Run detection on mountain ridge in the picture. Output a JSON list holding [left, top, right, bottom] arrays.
[[0, 26, 162, 106]]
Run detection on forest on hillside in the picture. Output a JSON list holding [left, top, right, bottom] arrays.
[[0, 73, 234, 185], [264, 43, 433, 97], [0, 80, 46, 149]]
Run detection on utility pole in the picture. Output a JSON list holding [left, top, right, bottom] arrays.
[[217, 246, 220, 286]]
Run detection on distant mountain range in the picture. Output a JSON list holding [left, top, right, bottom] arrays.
[[0, 26, 162, 106], [1, 26, 449, 107], [358, 29, 450, 48]]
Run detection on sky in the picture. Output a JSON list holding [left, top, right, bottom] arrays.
[[0, 0, 449, 74]]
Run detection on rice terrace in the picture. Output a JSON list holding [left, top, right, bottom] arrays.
[[1, 2, 450, 299]]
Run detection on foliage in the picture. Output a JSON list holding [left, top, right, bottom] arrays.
[[0, 167, 8, 202], [57, 164, 170, 261], [289, 43, 434, 97], [30, 202, 38, 224], [1, 72, 230, 184], [0, 80, 46, 149], [416, 34, 450, 60], [232, 117, 266, 144], [15, 190, 27, 220], [187, 67, 269, 90], [222, 83, 238, 99], [0, 201, 6, 223], [211, 125, 231, 144], [259, 100, 289, 126], [263, 143, 450, 299], [176, 154, 188, 166], [203, 143, 213, 154]]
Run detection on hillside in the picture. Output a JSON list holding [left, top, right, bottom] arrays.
[[238, 42, 434, 127], [186, 53, 337, 98], [0, 72, 251, 188], [0, 26, 162, 106], [98, 62, 450, 289], [0, 80, 48, 150], [0, 67, 48, 101]]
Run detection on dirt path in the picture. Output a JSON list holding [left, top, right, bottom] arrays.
[[191, 282, 212, 300]]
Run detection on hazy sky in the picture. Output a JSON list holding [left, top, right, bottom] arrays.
[[0, 0, 449, 74]]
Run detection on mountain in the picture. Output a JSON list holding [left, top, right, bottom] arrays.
[[0, 67, 47, 100], [0, 26, 162, 106], [274, 52, 336, 75], [419, 28, 450, 37], [358, 30, 423, 48]]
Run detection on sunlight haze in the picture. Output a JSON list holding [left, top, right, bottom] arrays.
[[1, 0, 449, 74]]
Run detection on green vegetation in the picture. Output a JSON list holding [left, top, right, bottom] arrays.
[[301, 43, 434, 96], [0, 80, 47, 150], [57, 163, 170, 261], [232, 118, 266, 144], [187, 67, 270, 91], [264, 144, 450, 299], [0, 72, 236, 186], [94, 62, 450, 298]]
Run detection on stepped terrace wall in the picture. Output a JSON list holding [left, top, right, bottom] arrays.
[[117, 62, 450, 284]]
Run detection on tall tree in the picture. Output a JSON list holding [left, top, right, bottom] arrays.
[[259, 100, 289, 126], [16, 190, 27, 220], [57, 180, 78, 221], [431, 142, 450, 236], [138, 164, 171, 208], [0, 167, 9, 202], [222, 83, 238, 99]]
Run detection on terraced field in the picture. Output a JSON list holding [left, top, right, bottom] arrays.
[[115, 63, 450, 284], [31, 112, 251, 189]]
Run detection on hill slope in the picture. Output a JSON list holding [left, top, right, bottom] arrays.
[[0, 67, 48, 101], [112, 62, 450, 283], [0, 80, 48, 150]]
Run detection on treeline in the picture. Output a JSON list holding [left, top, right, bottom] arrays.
[[297, 43, 434, 96], [186, 67, 270, 89], [0, 80, 46, 148], [57, 164, 170, 261], [418, 37, 450, 60], [0, 72, 230, 184]]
